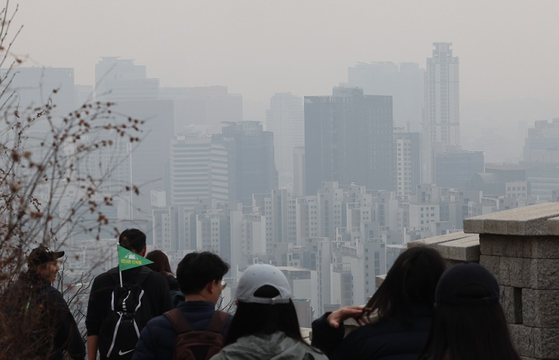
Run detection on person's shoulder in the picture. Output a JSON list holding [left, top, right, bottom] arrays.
[[143, 268, 170, 287], [145, 312, 174, 329]]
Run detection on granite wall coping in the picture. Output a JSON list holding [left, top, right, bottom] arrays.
[[463, 202, 559, 236]]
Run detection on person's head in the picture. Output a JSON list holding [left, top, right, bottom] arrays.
[[225, 264, 303, 346], [419, 262, 520, 360], [145, 250, 173, 277], [119, 228, 147, 256], [27, 245, 65, 283], [365, 246, 446, 321], [176, 252, 229, 304]]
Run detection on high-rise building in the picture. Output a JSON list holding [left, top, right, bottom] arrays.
[[95, 57, 159, 101], [394, 131, 421, 197], [422, 43, 460, 184], [160, 86, 243, 135], [304, 87, 394, 195], [293, 147, 306, 197], [214, 121, 277, 206], [169, 131, 229, 209], [1, 67, 77, 123], [524, 119, 559, 163], [266, 93, 304, 189], [435, 150, 484, 189], [113, 99, 175, 219], [348, 62, 424, 132]]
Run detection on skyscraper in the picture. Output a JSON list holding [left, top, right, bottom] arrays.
[[348, 62, 424, 132], [422, 42, 460, 184], [266, 93, 304, 190], [169, 130, 229, 209], [214, 121, 277, 206], [95, 57, 159, 101], [304, 87, 394, 195]]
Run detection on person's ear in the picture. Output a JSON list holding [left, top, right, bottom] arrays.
[[206, 281, 215, 294], [140, 246, 147, 257]]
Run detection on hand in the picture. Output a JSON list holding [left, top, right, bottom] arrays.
[[326, 306, 370, 329]]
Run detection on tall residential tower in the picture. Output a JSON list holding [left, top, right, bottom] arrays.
[[422, 43, 460, 184]]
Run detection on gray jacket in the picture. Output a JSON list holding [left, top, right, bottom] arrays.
[[211, 332, 327, 360]]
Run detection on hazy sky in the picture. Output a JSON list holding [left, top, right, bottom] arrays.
[[12, 1, 559, 111]]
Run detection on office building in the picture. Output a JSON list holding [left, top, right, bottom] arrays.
[[160, 86, 243, 135], [348, 61, 424, 132], [304, 87, 394, 195], [266, 93, 304, 189], [169, 131, 229, 208], [215, 121, 277, 206], [95, 57, 159, 101]]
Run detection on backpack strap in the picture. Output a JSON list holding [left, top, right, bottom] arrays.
[[164, 308, 193, 334], [205, 311, 229, 334]]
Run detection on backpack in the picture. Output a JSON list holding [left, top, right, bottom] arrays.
[[99, 267, 152, 360], [164, 308, 229, 360]]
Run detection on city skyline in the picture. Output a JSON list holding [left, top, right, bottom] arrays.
[[13, 1, 559, 115]]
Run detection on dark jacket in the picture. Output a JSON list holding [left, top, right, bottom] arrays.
[[6, 272, 85, 360], [132, 300, 232, 360], [86, 266, 173, 359], [311, 306, 433, 360]]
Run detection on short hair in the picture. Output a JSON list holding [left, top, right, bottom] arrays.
[[365, 246, 446, 322], [118, 229, 146, 253], [146, 250, 173, 276], [176, 252, 230, 295]]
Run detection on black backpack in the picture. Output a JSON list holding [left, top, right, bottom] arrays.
[[164, 308, 229, 360], [99, 267, 152, 360]]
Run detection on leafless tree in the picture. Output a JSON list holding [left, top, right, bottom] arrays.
[[0, 2, 144, 358]]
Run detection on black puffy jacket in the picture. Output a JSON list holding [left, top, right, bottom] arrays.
[[311, 305, 432, 360]]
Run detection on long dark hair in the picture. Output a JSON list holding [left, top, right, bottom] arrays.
[[364, 246, 446, 322], [145, 250, 173, 277], [225, 285, 304, 346], [419, 268, 521, 360], [420, 301, 520, 360]]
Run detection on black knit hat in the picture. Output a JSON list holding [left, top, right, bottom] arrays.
[[435, 262, 499, 306], [28, 245, 65, 267]]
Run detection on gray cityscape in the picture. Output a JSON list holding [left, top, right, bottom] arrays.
[[6, 0, 559, 330]]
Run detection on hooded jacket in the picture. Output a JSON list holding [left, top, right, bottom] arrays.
[[210, 332, 327, 360]]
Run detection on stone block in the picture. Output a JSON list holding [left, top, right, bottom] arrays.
[[408, 232, 473, 249], [464, 202, 559, 236], [485, 256, 559, 289], [531, 258, 559, 290], [531, 237, 559, 259], [499, 256, 531, 288], [439, 236, 480, 262], [509, 324, 559, 358], [480, 235, 523, 257], [480, 255, 501, 283], [480, 235, 559, 259], [523, 289, 559, 328], [548, 216, 559, 235], [501, 286, 522, 324], [510, 324, 533, 357]]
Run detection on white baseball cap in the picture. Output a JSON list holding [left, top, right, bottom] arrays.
[[236, 264, 292, 305]]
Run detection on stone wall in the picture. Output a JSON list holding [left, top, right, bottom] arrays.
[[369, 203, 559, 359], [463, 202, 559, 360]]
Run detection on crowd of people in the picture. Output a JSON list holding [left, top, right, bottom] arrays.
[[7, 229, 521, 360]]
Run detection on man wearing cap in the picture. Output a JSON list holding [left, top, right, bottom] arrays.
[[132, 251, 232, 360], [86, 228, 173, 360], [3, 245, 86, 360]]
